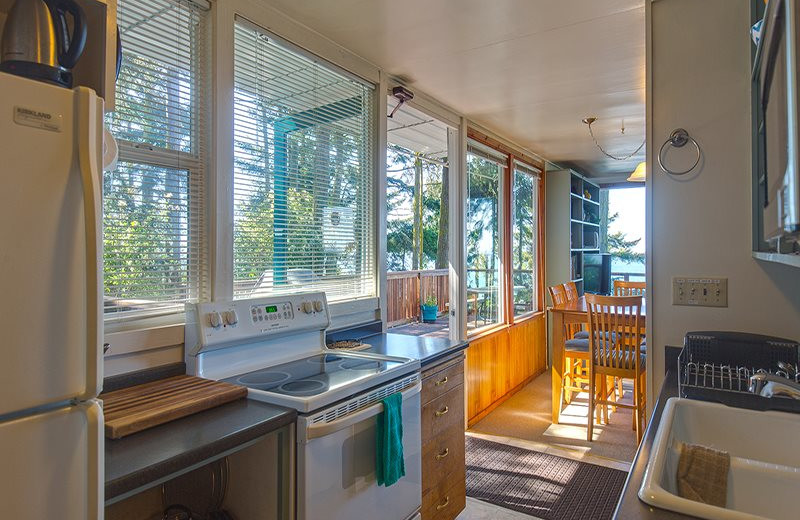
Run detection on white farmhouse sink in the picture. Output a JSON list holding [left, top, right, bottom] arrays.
[[639, 397, 800, 520]]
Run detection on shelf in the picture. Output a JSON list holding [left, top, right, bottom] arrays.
[[571, 219, 600, 227], [571, 248, 601, 252], [570, 192, 600, 206], [571, 278, 583, 283]]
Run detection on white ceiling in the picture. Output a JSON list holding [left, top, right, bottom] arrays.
[[263, 0, 646, 179]]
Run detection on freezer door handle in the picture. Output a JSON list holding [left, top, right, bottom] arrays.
[[76, 87, 104, 399], [304, 381, 421, 440]]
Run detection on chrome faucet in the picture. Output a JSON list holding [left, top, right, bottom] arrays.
[[749, 373, 800, 399]]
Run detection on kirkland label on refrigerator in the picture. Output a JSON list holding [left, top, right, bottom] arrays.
[[13, 106, 62, 132]]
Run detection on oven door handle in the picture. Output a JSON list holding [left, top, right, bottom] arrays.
[[304, 381, 421, 440]]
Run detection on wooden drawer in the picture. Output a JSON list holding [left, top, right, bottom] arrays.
[[422, 358, 464, 405], [421, 422, 465, 495], [422, 385, 464, 440], [421, 464, 466, 520]]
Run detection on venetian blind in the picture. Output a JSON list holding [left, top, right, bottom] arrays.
[[103, 0, 209, 321], [232, 19, 376, 301]]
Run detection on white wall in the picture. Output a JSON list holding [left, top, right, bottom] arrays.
[[647, 0, 800, 395]]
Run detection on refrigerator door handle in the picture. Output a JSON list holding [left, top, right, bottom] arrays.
[[76, 87, 104, 399]]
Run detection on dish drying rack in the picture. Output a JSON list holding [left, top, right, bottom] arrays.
[[679, 331, 800, 413]]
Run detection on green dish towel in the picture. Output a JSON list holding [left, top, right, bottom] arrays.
[[376, 392, 405, 486]]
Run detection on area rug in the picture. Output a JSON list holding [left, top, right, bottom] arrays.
[[465, 436, 627, 520]]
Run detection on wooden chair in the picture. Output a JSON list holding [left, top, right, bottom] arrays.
[[585, 294, 646, 443], [549, 284, 589, 404], [613, 280, 646, 296], [563, 281, 580, 301]]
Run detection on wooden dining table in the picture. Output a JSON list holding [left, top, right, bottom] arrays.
[[548, 295, 646, 424]]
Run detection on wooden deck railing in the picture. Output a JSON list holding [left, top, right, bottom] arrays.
[[386, 269, 449, 327]]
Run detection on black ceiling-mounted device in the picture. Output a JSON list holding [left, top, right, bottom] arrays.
[[388, 86, 414, 118]]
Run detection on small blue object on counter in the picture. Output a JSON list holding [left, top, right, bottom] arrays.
[[376, 392, 405, 486]]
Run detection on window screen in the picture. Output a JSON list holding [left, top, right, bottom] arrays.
[[232, 19, 376, 301], [104, 0, 209, 320]]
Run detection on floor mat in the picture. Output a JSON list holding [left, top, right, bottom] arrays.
[[465, 436, 627, 520]]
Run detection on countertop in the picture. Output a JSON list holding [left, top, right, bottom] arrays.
[[104, 371, 295, 503], [614, 346, 691, 519], [358, 332, 469, 367], [105, 329, 465, 502]]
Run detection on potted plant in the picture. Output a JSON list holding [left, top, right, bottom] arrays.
[[420, 294, 438, 323]]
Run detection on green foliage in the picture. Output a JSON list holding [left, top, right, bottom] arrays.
[[423, 294, 438, 307], [607, 211, 645, 263], [386, 145, 447, 271]]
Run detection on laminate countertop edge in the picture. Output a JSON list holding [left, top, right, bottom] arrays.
[[105, 397, 296, 502], [613, 346, 690, 519]]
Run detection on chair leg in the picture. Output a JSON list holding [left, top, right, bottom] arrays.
[[587, 370, 596, 442], [563, 355, 572, 405]]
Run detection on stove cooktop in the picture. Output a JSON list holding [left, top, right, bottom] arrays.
[[222, 351, 418, 413]]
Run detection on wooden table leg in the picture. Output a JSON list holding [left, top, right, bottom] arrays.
[[551, 312, 565, 424]]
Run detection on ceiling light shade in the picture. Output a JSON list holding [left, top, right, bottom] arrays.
[[627, 161, 646, 182]]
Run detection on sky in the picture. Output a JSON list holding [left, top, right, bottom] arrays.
[[608, 186, 646, 255]]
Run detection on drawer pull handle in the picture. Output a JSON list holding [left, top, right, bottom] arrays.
[[435, 406, 449, 417], [435, 376, 448, 386], [436, 496, 450, 510], [436, 448, 450, 460]]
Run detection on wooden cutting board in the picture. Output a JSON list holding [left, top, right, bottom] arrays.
[[102, 375, 248, 439]]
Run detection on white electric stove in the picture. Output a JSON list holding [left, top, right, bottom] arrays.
[[185, 292, 423, 520]]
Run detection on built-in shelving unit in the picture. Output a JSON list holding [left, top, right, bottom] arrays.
[[547, 169, 601, 297]]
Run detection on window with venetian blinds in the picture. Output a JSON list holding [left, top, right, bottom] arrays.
[[104, 0, 209, 320], [232, 19, 376, 301]]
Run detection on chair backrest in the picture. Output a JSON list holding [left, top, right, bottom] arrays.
[[614, 280, 646, 296], [548, 284, 568, 305], [585, 294, 644, 372], [562, 281, 579, 301]]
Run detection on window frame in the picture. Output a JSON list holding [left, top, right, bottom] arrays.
[[465, 139, 507, 334], [230, 17, 378, 304], [465, 129, 545, 338], [104, 0, 385, 356], [510, 159, 542, 320], [103, 0, 210, 332]]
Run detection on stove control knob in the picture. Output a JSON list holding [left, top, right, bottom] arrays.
[[224, 310, 239, 326], [302, 301, 313, 314], [208, 311, 222, 328], [313, 300, 323, 312]]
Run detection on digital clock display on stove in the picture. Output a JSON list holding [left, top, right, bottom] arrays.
[[265, 305, 278, 313]]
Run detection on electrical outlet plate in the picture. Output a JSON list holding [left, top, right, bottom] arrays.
[[672, 277, 728, 307]]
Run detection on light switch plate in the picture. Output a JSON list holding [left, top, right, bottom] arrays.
[[672, 277, 728, 307]]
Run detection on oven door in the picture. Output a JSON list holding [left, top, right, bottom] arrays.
[[297, 381, 422, 520]]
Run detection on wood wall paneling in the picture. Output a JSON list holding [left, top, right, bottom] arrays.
[[465, 314, 547, 425]]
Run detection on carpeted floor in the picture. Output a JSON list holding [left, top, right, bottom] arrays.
[[465, 436, 627, 520], [469, 372, 639, 463]]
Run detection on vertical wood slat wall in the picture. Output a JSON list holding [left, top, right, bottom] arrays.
[[465, 314, 547, 425], [386, 270, 449, 326]]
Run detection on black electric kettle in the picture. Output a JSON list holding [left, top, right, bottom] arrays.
[[0, 0, 87, 87]]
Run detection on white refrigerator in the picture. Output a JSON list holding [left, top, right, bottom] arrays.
[[0, 72, 104, 519]]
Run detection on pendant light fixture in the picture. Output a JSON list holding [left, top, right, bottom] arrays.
[[582, 117, 646, 161], [627, 161, 646, 182]]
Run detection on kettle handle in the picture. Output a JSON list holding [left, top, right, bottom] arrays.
[[47, 0, 87, 70]]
